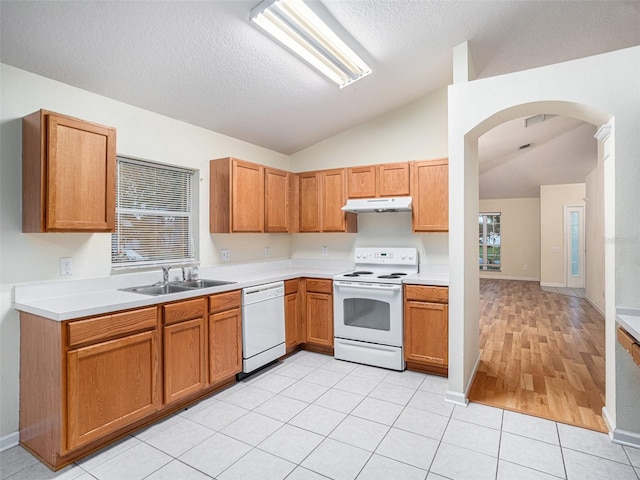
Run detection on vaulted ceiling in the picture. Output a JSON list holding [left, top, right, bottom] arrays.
[[2, 1, 638, 197]]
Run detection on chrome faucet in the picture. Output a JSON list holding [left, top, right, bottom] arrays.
[[161, 265, 171, 283]]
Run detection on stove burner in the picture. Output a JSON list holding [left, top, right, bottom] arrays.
[[390, 272, 407, 276], [377, 274, 402, 279], [344, 271, 374, 277]]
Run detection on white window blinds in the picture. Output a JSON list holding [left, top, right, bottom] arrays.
[[111, 157, 194, 268]]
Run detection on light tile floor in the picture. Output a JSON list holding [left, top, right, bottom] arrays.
[[2, 350, 639, 480]]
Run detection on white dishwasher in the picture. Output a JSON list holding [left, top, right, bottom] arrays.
[[241, 281, 285, 375]]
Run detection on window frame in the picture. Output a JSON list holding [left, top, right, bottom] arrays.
[[111, 156, 196, 269], [479, 212, 501, 272]]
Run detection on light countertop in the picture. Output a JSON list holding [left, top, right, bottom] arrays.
[[617, 308, 640, 343], [14, 259, 450, 322]]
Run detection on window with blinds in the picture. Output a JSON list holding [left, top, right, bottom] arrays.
[[111, 157, 195, 268]]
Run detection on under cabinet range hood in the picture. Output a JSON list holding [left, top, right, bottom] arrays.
[[341, 196, 412, 213]]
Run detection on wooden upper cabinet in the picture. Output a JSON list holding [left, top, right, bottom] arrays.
[[411, 158, 449, 232], [347, 162, 410, 198], [378, 163, 410, 197], [211, 158, 296, 233], [210, 157, 264, 233], [299, 171, 321, 232], [300, 168, 356, 233], [264, 167, 289, 233], [322, 168, 352, 232], [347, 166, 377, 198], [232, 159, 264, 232], [22, 110, 116, 232]]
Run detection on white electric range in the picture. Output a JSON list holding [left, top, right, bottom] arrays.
[[333, 247, 418, 370]]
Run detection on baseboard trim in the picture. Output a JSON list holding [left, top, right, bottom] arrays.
[[445, 390, 468, 406], [602, 407, 640, 448], [445, 352, 480, 407], [0, 431, 19, 452], [585, 294, 605, 316], [479, 274, 540, 281], [611, 428, 640, 449], [540, 282, 566, 288]]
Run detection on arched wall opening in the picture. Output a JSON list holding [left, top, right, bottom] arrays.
[[446, 45, 640, 444]]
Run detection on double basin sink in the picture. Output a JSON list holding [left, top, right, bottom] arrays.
[[121, 279, 236, 296]]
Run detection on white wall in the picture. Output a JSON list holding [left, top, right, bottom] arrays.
[[586, 142, 605, 314], [289, 87, 449, 261], [539, 183, 586, 287], [0, 64, 293, 440], [479, 198, 540, 281], [448, 45, 640, 441]]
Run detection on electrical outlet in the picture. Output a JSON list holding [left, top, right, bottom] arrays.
[[221, 249, 230, 261], [322, 246, 328, 257], [60, 257, 73, 276], [523, 264, 528, 271], [265, 246, 270, 257]]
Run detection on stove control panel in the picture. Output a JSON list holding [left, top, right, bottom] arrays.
[[354, 247, 418, 265]]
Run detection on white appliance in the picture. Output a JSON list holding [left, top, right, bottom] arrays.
[[333, 247, 418, 370], [241, 281, 285, 375], [341, 196, 412, 213]]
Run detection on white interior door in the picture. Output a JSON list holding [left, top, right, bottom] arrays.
[[565, 205, 585, 288]]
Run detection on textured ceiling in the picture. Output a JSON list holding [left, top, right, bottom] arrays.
[[1, 1, 639, 197]]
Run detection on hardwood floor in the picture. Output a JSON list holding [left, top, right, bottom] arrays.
[[469, 279, 607, 432]]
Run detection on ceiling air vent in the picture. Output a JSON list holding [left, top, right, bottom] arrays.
[[524, 114, 556, 128], [519, 143, 531, 150]]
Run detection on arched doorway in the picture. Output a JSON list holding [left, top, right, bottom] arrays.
[[467, 112, 606, 430]]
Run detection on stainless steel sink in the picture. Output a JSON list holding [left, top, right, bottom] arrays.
[[176, 279, 236, 288], [121, 284, 195, 295], [120, 279, 236, 296]]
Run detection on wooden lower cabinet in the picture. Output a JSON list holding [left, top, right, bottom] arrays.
[[19, 291, 245, 471], [67, 329, 161, 450], [404, 285, 449, 375], [209, 290, 243, 384], [304, 279, 333, 349], [163, 298, 207, 404], [285, 279, 303, 352]]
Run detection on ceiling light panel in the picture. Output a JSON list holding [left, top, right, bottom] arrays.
[[250, 0, 371, 88]]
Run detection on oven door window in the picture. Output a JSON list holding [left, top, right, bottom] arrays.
[[342, 298, 390, 331]]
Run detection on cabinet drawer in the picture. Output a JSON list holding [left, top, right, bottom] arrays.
[[404, 285, 448, 303], [164, 298, 206, 325], [617, 326, 635, 354], [633, 343, 640, 367], [209, 290, 241, 314], [285, 279, 299, 295], [306, 278, 332, 294], [68, 307, 158, 348]]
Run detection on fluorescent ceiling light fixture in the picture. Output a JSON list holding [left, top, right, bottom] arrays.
[[250, 0, 371, 88]]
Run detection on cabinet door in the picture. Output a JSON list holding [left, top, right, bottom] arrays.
[[209, 308, 242, 384], [378, 163, 410, 197], [347, 166, 376, 198], [322, 169, 348, 232], [232, 159, 264, 232], [404, 301, 448, 366], [265, 167, 289, 232], [299, 172, 321, 232], [46, 113, 116, 232], [164, 318, 207, 404], [412, 159, 448, 232], [67, 330, 160, 450], [306, 292, 333, 347], [285, 279, 301, 351]]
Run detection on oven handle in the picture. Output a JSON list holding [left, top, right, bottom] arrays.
[[333, 281, 402, 292]]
